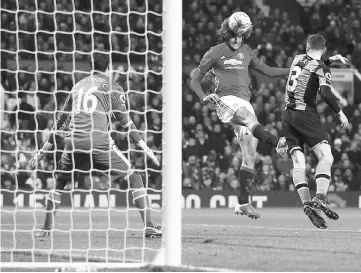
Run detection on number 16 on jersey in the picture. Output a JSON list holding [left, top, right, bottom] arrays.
[[74, 87, 98, 114]]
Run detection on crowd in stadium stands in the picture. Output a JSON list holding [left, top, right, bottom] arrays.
[[1, 0, 361, 192]]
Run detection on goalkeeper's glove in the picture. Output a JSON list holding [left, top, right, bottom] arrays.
[[137, 140, 160, 166], [29, 141, 53, 168]]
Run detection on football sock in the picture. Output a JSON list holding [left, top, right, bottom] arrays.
[[315, 174, 331, 196], [293, 168, 311, 204], [315, 159, 332, 195], [43, 190, 61, 229], [130, 173, 154, 228], [251, 123, 279, 147], [238, 166, 254, 205]]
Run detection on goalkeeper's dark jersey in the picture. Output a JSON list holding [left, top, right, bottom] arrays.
[[285, 54, 331, 111], [54, 74, 131, 150]]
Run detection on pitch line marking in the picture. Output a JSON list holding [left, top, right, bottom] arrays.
[[1, 222, 360, 233], [184, 223, 361, 233]]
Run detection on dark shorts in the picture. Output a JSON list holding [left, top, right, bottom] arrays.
[[282, 109, 329, 154], [55, 141, 133, 190]]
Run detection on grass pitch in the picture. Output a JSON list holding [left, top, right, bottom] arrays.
[[1, 207, 360, 271]]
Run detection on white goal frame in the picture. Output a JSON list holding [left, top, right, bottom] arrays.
[[160, 0, 183, 267], [0, 0, 182, 270]]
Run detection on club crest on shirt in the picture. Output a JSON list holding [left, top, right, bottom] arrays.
[[238, 52, 244, 59]]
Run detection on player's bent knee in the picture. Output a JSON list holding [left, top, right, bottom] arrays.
[[233, 107, 256, 126], [241, 151, 256, 169], [291, 150, 306, 169], [325, 153, 334, 165], [56, 171, 71, 191], [128, 171, 144, 188], [242, 157, 254, 169], [314, 143, 333, 164]]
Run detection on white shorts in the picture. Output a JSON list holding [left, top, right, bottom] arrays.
[[215, 95, 255, 140]]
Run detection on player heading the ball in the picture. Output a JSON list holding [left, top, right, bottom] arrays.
[[190, 11, 290, 219], [29, 50, 162, 238]]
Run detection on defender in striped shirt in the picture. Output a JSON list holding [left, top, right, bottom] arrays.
[[282, 34, 349, 229], [285, 54, 332, 111]]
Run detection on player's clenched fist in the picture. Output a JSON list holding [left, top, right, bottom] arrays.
[[337, 110, 348, 129], [137, 140, 160, 166], [202, 93, 220, 105]]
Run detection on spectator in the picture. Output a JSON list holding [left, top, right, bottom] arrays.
[[208, 124, 226, 155], [275, 154, 293, 177], [1, 0, 360, 194], [274, 174, 290, 191], [183, 137, 197, 161], [183, 155, 202, 190], [195, 126, 210, 159]]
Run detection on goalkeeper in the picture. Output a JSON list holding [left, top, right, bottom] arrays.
[[29, 51, 162, 238]]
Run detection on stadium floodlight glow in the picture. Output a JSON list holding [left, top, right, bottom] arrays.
[[0, 0, 182, 270]]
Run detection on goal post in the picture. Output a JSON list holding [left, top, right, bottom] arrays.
[[161, 0, 183, 266], [0, 0, 183, 270]]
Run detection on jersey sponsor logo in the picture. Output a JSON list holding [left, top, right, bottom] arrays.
[[238, 52, 244, 59], [224, 66, 244, 70], [224, 59, 243, 65]]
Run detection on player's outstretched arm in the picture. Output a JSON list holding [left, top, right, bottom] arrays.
[[254, 62, 290, 77], [320, 85, 348, 129], [190, 69, 207, 100], [29, 94, 73, 168], [324, 54, 348, 66], [190, 69, 219, 104], [112, 95, 160, 166], [246, 45, 290, 77], [128, 123, 159, 166], [190, 48, 220, 104], [28, 141, 54, 168]]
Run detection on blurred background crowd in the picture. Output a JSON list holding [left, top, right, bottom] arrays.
[[1, 0, 361, 192]]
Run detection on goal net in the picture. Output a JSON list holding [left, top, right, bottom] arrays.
[[0, 0, 182, 271]]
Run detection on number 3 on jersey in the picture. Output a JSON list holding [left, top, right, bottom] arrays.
[[287, 66, 302, 92], [74, 86, 98, 114]]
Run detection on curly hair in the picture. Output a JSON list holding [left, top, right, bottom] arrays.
[[218, 18, 233, 43], [218, 18, 253, 43]]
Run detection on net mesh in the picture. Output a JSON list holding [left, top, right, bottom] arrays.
[[0, 0, 164, 268]]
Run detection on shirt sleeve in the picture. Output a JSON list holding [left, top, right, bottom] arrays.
[[111, 88, 133, 128], [198, 47, 216, 75], [55, 93, 72, 131], [246, 45, 290, 76], [317, 66, 331, 87]]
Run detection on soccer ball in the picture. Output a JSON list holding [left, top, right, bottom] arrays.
[[228, 12, 252, 35]]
